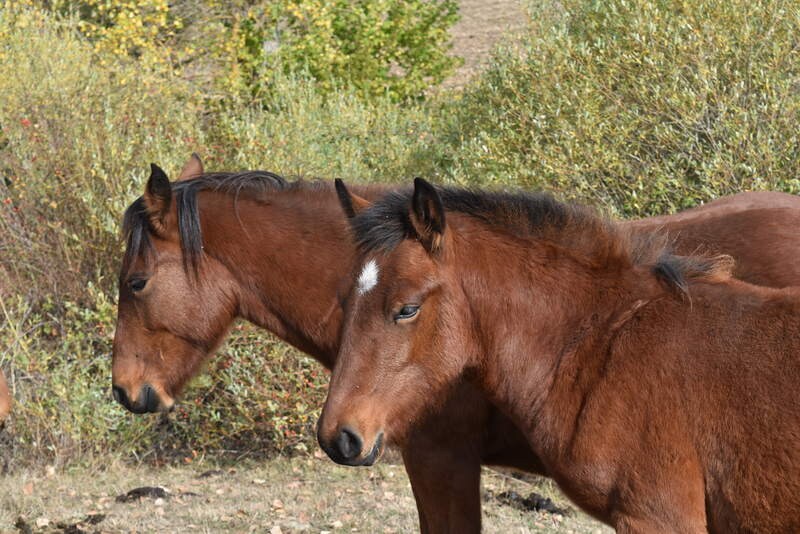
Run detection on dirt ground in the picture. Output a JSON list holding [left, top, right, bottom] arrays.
[[2, 453, 610, 533], [445, 0, 527, 87]]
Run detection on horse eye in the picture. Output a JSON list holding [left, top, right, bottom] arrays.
[[394, 305, 420, 323], [128, 278, 148, 292]]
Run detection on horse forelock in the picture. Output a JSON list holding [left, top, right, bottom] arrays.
[[121, 197, 155, 279]]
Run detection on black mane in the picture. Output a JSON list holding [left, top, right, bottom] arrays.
[[352, 187, 596, 253], [121, 170, 307, 278], [351, 186, 731, 296]]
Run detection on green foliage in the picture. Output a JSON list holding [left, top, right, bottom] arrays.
[[432, 0, 800, 216], [0, 4, 201, 300], [48, 0, 460, 102], [75, 0, 181, 71], [0, 292, 329, 466], [266, 0, 461, 101], [209, 74, 436, 177], [214, 0, 460, 101]]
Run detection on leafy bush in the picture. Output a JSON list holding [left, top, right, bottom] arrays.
[[75, 0, 181, 71], [193, 0, 460, 101], [432, 0, 800, 215], [255, 0, 461, 101], [209, 74, 436, 177], [51, 0, 460, 102], [0, 4, 201, 301]]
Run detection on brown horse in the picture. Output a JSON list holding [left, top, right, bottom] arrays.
[[113, 155, 800, 533], [0, 369, 11, 424], [319, 178, 800, 533]]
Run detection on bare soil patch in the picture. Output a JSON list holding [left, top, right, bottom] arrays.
[[445, 0, 527, 87], [2, 455, 610, 533]]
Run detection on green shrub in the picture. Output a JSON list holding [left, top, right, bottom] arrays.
[[0, 290, 329, 467], [258, 0, 461, 101], [208, 73, 436, 178], [432, 0, 800, 216], [49, 0, 460, 103], [204, 0, 460, 102], [0, 4, 201, 301], [0, 9, 183, 453]]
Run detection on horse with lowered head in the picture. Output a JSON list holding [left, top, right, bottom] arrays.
[[113, 155, 800, 533], [319, 178, 800, 533]]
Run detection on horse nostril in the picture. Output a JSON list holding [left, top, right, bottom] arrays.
[[336, 427, 363, 461], [140, 384, 159, 413], [112, 385, 130, 408]]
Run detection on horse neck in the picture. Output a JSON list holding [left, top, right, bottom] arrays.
[[197, 184, 383, 367], [452, 220, 659, 448]]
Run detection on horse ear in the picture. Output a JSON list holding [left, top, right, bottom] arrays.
[[177, 153, 203, 181], [410, 177, 445, 254], [143, 163, 172, 226], [335, 179, 371, 218]]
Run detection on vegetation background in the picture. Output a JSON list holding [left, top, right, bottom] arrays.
[[2, 0, 800, 472]]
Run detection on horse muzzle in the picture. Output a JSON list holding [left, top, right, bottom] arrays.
[[112, 383, 167, 414], [318, 426, 385, 467]]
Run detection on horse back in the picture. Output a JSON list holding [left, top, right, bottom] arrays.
[[629, 205, 800, 288]]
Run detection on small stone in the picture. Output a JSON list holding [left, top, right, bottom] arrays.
[[332, 519, 344, 528], [271, 499, 284, 509], [35, 517, 49, 528], [270, 526, 283, 534], [154, 498, 165, 506]]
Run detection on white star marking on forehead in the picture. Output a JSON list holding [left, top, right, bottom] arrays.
[[357, 260, 379, 295]]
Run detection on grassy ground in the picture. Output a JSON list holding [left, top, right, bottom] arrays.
[[2, 450, 610, 533]]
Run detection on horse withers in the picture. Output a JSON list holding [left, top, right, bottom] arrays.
[[318, 178, 800, 533]]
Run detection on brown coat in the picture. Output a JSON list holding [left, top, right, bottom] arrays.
[[319, 180, 800, 533]]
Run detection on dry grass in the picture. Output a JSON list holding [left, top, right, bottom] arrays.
[[1, 452, 610, 533]]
